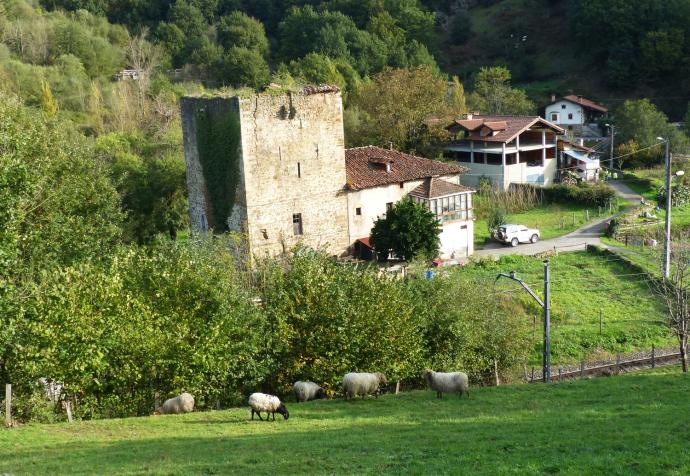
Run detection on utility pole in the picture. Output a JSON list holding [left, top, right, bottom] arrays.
[[662, 138, 671, 279], [543, 260, 551, 381], [496, 260, 551, 382]]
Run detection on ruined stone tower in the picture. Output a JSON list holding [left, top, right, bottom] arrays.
[[180, 89, 350, 257]]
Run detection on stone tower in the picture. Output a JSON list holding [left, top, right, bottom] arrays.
[[180, 88, 350, 257]]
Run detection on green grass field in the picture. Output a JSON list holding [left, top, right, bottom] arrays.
[[3, 367, 690, 475], [461, 251, 673, 363], [474, 202, 606, 248]]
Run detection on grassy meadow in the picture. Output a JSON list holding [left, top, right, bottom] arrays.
[[460, 251, 673, 363], [2, 366, 690, 475], [473, 201, 607, 247]]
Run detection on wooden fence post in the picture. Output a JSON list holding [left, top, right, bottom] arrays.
[[558, 367, 563, 382], [580, 361, 585, 378], [395, 381, 401, 395], [652, 346, 656, 368], [5, 384, 11, 428], [494, 359, 500, 386], [585, 209, 589, 221], [63, 400, 73, 423], [531, 367, 534, 383]]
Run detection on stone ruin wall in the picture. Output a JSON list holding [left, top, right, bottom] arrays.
[[180, 91, 350, 257], [237, 91, 350, 257]]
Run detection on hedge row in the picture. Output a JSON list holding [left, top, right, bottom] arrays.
[[516, 182, 617, 208], [3, 239, 530, 422]]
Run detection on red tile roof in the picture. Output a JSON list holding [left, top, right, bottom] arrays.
[[559, 95, 608, 113], [446, 115, 564, 143], [558, 139, 596, 153], [409, 177, 474, 199], [345, 146, 467, 191]]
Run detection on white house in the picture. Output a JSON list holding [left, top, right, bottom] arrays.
[[558, 140, 601, 182], [544, 95, 608, 133], [345, 146, 475, 260], [443, 114, 565, 191]]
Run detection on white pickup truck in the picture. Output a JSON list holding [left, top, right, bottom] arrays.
[[493, 224, 540, 247]]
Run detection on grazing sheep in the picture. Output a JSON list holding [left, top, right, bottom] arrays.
[[423, 369, 469, 399], [342, 372, 387, 399], [154, 392, 195, 415], [293, 381, 326, 403], [249, 392, 289, 421]]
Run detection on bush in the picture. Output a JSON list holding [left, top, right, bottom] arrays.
[[657, 184, 690, 207], [540, 182, 616, 207], [258, 250, 425, 394], [409, 273, 530, 384], [487, 207, 507, 234], [7, 236, 271, 419]]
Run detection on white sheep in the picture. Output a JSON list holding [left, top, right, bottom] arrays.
[[248, 392, 289, 421], [154, 392, 195, 415], [423, 369, 469, 399], [342, 372, 387, 399], [293, 381, 326, 402]]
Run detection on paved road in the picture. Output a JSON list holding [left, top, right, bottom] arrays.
[[474, 181, 642, 258]]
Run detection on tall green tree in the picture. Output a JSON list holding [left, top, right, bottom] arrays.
[[615, 99, 689, 158], [370, 198, 440, 261], [468, 66, 534, 115], [216, 11, 269, 56], [348, 66, 462, 151]]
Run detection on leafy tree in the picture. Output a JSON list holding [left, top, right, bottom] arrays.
[[370, 198, 440, 261], [95, 131, 189, 242], [468, 66, 534, 115], [217, 11, 269, 56], [214, 46, 270, 89], [348, 66, 462, 151], [289, 53, 347, 89], [258, 249, 425, 393], [615, 99, 689, 158]]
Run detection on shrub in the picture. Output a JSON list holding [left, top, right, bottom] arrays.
[[540, 182, 616, 207], [487, 207, 507, 234], [7, 236, 271, 419], [408, 273, 530, 384], [656, 184, 690, 207], [258, 250, 425, 393]]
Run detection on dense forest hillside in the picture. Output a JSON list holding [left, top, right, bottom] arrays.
[[433, 0, 690, 119]]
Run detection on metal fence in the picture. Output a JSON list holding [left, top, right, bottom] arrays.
[[527, 346, 680, 382]]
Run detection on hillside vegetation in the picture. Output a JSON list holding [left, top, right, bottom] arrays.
[[2, 367, 689, 475]]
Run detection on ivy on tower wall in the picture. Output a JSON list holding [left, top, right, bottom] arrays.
[[194, 103, 241, 231]]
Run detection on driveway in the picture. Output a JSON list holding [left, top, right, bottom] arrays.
[[473, 180, 642, 258]]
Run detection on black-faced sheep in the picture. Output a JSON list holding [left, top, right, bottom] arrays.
[[154, 392, 195, 415], [423, 369, 469, 399], [248, 392, 289, 421], [342, 372, 387, 399], [293, 381, 326, 402]]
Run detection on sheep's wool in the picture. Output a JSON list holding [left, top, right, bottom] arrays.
[[249, 392, 282, 412]]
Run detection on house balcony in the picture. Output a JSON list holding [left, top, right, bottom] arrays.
[[445, 140, 556, 155]]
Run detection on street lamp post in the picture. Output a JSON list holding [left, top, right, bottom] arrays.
[[605, 123, 615, 170], [496, 261, 551, 382]]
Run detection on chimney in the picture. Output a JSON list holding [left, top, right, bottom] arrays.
[[465, 113, 473, 120], [551, 93, 556, 102]]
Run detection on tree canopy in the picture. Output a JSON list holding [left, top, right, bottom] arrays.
[[370, 198, 441, 261]]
